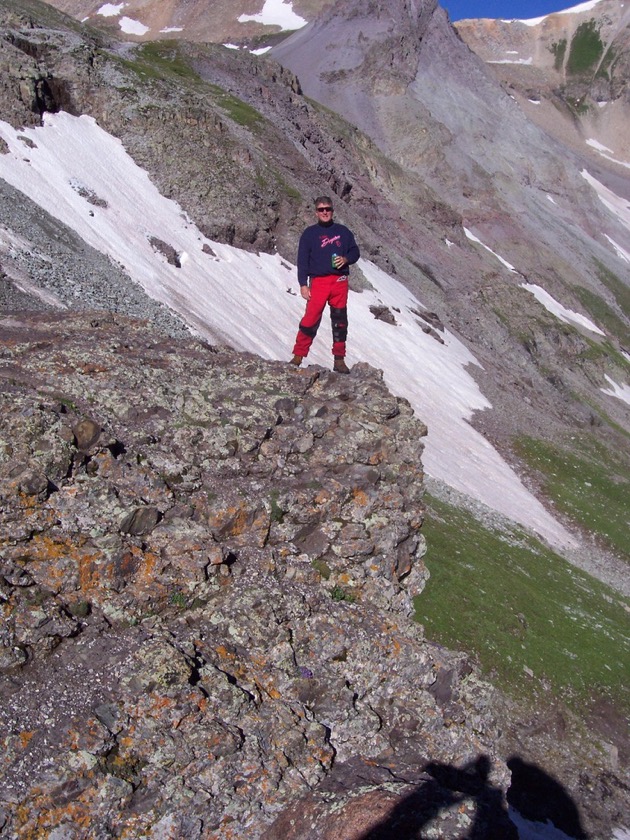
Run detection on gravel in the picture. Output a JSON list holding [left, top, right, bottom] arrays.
[[0, 178, 191, 338]]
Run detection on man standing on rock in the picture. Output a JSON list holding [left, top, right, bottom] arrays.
[[290, 196, 360, 374]]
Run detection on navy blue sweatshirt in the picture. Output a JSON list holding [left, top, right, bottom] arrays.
[[297, 221, 360, 287]]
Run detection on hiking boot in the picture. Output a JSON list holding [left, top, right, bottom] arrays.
[[333, 357, 350, 374], [289, 354, 303, 367]]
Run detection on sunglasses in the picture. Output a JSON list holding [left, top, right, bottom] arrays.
[[316, 206, 333, 212]]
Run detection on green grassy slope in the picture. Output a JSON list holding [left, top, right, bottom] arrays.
[[415, 495, 630, 718], [513, 436, 630, 565]]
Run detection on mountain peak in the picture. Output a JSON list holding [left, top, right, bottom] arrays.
[[272, 0, 440, 90]]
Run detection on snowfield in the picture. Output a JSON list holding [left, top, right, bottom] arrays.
[[0, 110, 614, 550]]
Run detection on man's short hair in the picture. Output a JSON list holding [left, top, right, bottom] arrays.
[[314, 196, 333, 208]]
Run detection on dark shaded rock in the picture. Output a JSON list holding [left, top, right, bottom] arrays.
[[295, 523, 330, 558], [149, 236, 182, 267], [119, 505, 161, 536], [412, 308, 445, 332], [16, 466, 49, 497], [72, 417, 101, 451], [507, 756, 589, 839], [418, 322, 446, 344], [262, 756, 518, 840], [369, 304, 398, 325]]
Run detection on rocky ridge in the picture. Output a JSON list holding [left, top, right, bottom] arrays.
[[0, 312, 518, 838], [0, 0, 629, 835]]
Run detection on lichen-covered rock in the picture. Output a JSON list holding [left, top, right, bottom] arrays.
[[0, 312, 514, 838]]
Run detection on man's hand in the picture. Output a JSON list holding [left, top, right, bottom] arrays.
[[333, 255, 348, 269], [300, 285, 311, 301]]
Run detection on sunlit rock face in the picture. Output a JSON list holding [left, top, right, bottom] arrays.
[[0, 312, 516, 838]]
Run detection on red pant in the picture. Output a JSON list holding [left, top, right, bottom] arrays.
[[293, 274, 349, 358]]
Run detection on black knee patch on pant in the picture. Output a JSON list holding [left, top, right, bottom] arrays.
[[299, 317, 321, 339], [330, 306, 348, 343]]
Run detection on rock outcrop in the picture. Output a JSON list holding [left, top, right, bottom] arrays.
[[0, 1, 628, 833], [0, 312, 515, 838]]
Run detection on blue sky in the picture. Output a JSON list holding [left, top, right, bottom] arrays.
[[442, 0, 572, 21]]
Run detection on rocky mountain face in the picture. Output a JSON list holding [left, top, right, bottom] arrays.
[[269, 0, 630, 433], [1, 0, 629, 836], [40, 0, 332, 45], [270, 0, 625, 259], [0, 311, 518, 838], [4, 0, 629, 456], [456, 0, 630, 164]]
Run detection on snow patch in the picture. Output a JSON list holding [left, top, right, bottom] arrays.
[[557, 0, 604, 15], [601, 375, 630, 406], [119, 17, 149, 35], [160, 27, 183, 33], [486, 56, 534, 64], [507, 0, 604, 26], [522, 284, 605, 335], [586, 140, 630, 170], [464, 228, 517, 271], [97, 3, 124, 17], [604, 235, 630, 263], [582, 170, 630, 237], [587, 139, 614, 154], [488, 57, 533, 65], [511, 15, 547, 25], [238, 0, 307, 30]]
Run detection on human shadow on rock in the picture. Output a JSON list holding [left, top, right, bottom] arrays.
[[358, 755, 518, 839], [507, 755, 588, 839]]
